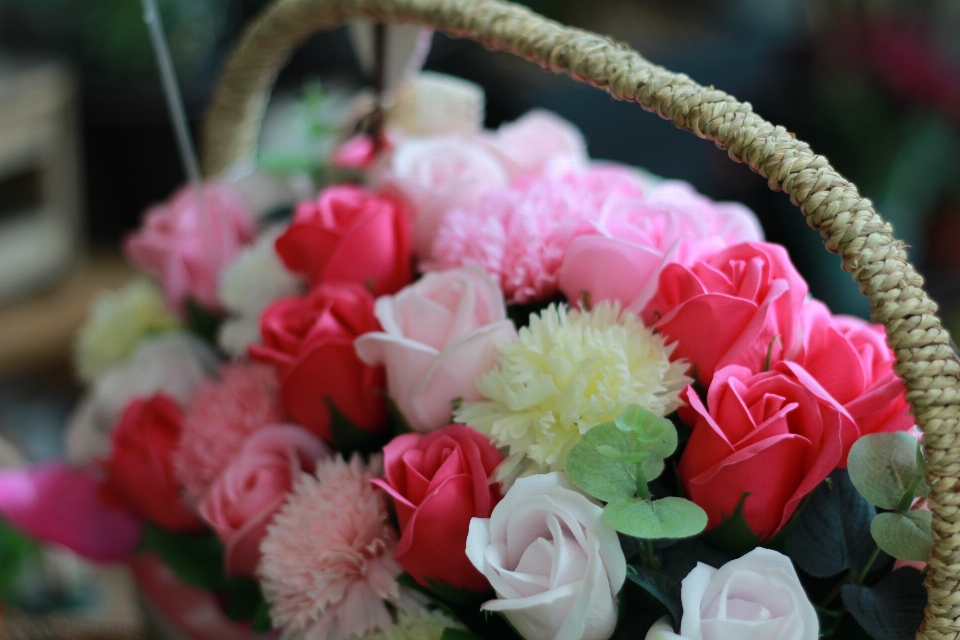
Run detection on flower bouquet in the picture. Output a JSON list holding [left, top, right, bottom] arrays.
[[1, 1, 953, 640]]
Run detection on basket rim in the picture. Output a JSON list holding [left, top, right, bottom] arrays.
[[201, 1, 960, 637]]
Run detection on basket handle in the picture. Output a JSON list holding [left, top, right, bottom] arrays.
[[202, 1, 960, 635]]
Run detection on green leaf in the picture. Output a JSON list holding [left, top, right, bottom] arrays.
[[567, 422, 637, 502], [604, 497, 707, 539], [185, 299, 224, 345], [425, 578, 489, 605], [625, 565, 682, 630], [224, 578, 263, 620], [787, 469, 877, 577], [657, 537, 732, 584], [841, 568, 927, 640], [870, 511, 933, 562], [326, 397, 388, 454], [615, 406, 678, 462], [142, 525, 225, 590], [704, 493, 762, 557], [252, 601, 272, 633], [441, 629, 483, 640], [848, 432, 924, 510]]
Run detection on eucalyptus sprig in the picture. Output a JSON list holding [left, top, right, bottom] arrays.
[[567, 405, 707, 541]]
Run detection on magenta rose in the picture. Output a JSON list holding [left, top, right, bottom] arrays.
[[275, 185, 413, 297], [125, 183, 255, 314], [558, 181, 763, 312], [199, 425, 329, 576], [678, 364, 852, 540], [641, 242, 808, 385], [371, 425, 503, 591], [790, 299, 913, 460]]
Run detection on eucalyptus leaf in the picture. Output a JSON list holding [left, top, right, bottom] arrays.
[[848, 432, 924, 510], [870, 511, 933, 562], [615, 406, 677, 460], [787, 469, 876, 577], [604, 497, 707, 539], [841, 568, 927, 640], [567, 422, 636, 502]]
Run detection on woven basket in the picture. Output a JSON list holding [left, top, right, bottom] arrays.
[[201, 1, 960, 637]]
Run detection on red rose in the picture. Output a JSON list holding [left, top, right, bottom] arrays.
[[791, 300, 913, 461], [249, 283, 387, 441], [371, 425, 503, 591], [275, 185, 413, 296], [199, 425, 329, 576], [678, 364, 852, 540], [642, 242, 808, 385], [99, 394, 202, 532]]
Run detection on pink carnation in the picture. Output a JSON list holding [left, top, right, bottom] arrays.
[[258, 454, 404, 640], [174, 362, 285, 502], [428, 159, 645, 303]]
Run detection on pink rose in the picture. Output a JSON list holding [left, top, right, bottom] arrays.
[[125, 183, 255, 314], [487, 109, 587, 180], [375, 135, 510, 260], [275, 185, 412, 297], [559, 181, 763, 311], [678, 364, 851, 540], [429, 159, 645, 303], [199, 425, 329, 576], [791, 299, 913, 460], [371, 425, 503, 591], [355, 266, 516, 432], [642, 242, 808, 385]]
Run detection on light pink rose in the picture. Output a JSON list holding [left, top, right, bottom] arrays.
[[198, 425, 330, 576], [355, 266, 516, 432], [125, 183, 255, 314], [429, 159, 646, 303], [642, 242, 809, 386], [487, 109, 587, 180], [791, 299, 914, 461], [559, 181, 764, 311], [375, 135, 510, 260]]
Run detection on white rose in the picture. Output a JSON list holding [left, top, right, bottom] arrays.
[[355, 266, 516, 433], [645, 547, 818, 640], [387, 72, 486, 136], [465, 472, 626, 640], [218, 226, 304, 357], [66, 332, 217, 464]]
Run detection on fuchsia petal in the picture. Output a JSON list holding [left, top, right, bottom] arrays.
[[0, 462, 143, 562]]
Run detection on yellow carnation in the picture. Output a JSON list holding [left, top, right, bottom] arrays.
[[363, 609, 461, 640], [455, 302, 690, 484], [74, 280, 179, 383]]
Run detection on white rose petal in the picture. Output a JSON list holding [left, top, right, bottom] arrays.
[[465, 472, 626, 640]]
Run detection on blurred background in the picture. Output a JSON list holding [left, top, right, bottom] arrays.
[[0, 0, 958, 635]]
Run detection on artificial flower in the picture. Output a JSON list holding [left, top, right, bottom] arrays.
[[74, 279, 180, 384], [372, 425, 503, 591], [558, 181, 763, 313], [642, 241, 808, 386], [455, 301, 689, 484], [259, 454, 405, 640], [465, 472, 626, 640], [218, 226, 304, 358], [99, 393, 202, 532], [174, 362, 285, 502], [355, 266, 517, 433], [429, 158, 645, 303], [486, 109, 587, 180], [125, 182, 255, 314], [274, 185, 412, 296], [361, 608, 462, 640], [645, 547, 818, 640], [250, 283, 387, 442], [199, 426, 330, 576], [66, 332, 217, 465]]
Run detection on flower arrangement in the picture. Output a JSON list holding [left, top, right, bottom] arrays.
[[0, 75, 928, 640]]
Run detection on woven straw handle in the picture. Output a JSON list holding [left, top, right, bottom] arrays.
[[202, 0, 960, 636]]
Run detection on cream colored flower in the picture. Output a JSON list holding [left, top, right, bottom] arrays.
[[362, 609, 461, 640], [74, 280, 179, 383], [455, 302, 689, 484]]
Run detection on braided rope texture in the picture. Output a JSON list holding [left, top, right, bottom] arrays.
[[202, 0, 960, 636]]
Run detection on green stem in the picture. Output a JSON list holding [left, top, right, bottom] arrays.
[[855, 546, 882, 585], [635, 462, 650, 500], [645, 539, 660, 571], [895, 476, 923, 513]]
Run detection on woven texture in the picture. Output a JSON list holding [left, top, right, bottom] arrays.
[[202, 0, 960, 637]]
